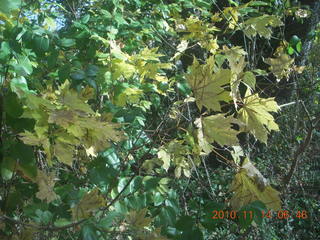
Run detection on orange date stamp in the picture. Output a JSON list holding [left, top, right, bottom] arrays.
[[211, 210, 308, 220]]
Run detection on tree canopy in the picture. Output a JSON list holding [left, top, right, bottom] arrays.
[[0, 0, 319, 239]]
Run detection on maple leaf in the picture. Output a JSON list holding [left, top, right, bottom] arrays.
[[186, 57, 231, 112], [125, 208, 152, 229], [170, 40, 188, 61], [230, 158, 281, 210], [36, 170, 58, 203], [71, 188, 106, 221], [48, 109, 78, 128], [19, 131, 46, 146], [238, 89, 280, 143], [54, 140, 74, 166], [241, 15, 283, 39], [264, 53, 294, 81], [194, 118, 213, 155], [223, 7, 239, 30], [201, 114, 241, 146], [58, 80, 94, 114]]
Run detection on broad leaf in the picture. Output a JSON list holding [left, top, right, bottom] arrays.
[[186, 57, 231, 112], [201, 114, 241, 146], [230, 158, 281, 210], [238, 89, 279, 143]]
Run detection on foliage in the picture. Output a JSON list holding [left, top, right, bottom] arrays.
[[0, 0, 318, 239]]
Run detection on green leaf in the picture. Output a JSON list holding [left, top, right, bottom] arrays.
[[0, 42, 11, 63], [54, 218, 72, 227], [287, 46, 295, 55], [175, 215, 195, 231], [58, 38, 76, 48], [34, 36, 50, 53], [13, 55, 33, 76], [82, 224, 99, 240], [11, 142, 37, 182], [158, 206, 176, 227], [70, 69, 86, 81], [154, 192, 165, 206], [201, 201, 225, 230], [58, 64, 71, 81], [296, 41, 302, 53], [1, 157, 16, 180], [0, 0, 22, 14], [99, 211, 123, 229], [4, 91, 23, 118], [243, 71, 256, 90], [10, 76, 30, 96]]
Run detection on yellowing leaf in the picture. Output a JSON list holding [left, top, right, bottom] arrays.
[[230, 158, 281, 210], [48, 109, 77, 128], [71, 188, 106, 221], [223, 7, 239, 29], [194, 118, 213, 155], [85, 146, 97, 158], [264, 53, 294, 81], [19, 131, 46, 146], [238, 89, 280, 143], [242, 15, 283, 39], [170, 40, 189, 60], [157, 148, 171, 171], [125, 208, 152, 229], [136, 47, 164, 61], [111, 59, 136, 79], [243, 71, 256, 90], [186, 57, 231, 112], [202, 114, 241, 146], [36, 170, 58, 203], [54, 140, 74, 166], [58, 80, 94, 114], [177, 16, 219, 41], [114, 87, 143, 106]]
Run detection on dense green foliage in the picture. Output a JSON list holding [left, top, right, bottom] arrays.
[[0, 0, 319, 239]]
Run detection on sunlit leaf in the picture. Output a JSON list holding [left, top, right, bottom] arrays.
[[238, 89, 280, 143], [230, 158, 281, 210]]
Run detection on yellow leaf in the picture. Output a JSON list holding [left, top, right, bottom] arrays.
[[54, 140, 74, 166], [80, 86, 95, 101], [264, 53, 294, 81], [36, 170, 58, 203], [48, 109, 78, 128], [19, 131, 46, 146], [194, 118, 213, 155], [186, 57, 231, 111], [158, 148, 171, 171], [111, 59, 136, 79], [223, 7, 239, 29], [126, 208, 152, 229], [238, 89, 280, 143], [85, 146, 97, 158], [230, 158, 281, 210], [114, 88, 143, 106], [202, 114, 241, 146], [71, 188, 106, 221], [58, 80, 94, 114], [242, 15, 283, 39], [170, 40, 189, 61]]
